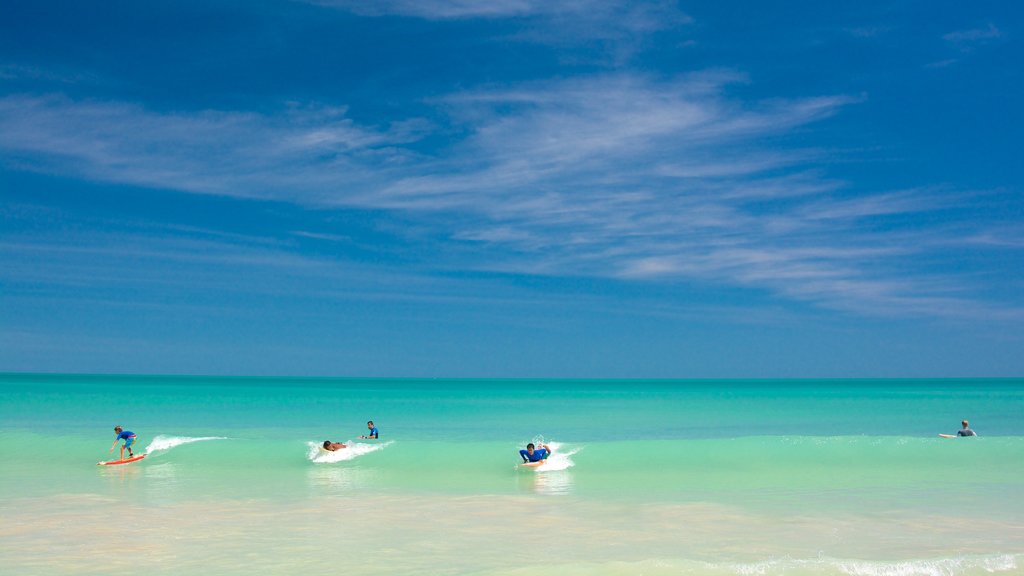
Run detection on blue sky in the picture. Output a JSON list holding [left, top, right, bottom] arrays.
[[1, 0, 1021, 377]]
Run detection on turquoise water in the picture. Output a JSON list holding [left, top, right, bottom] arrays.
[[2, 374, 1023, 575]]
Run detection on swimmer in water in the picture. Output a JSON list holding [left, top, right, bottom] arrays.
[[322, 441, 346, 451], [939, 420, 978, 438], [360, 420, 378, 439]]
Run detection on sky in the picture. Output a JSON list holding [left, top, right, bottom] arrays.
[[1, 0, 1021, 378]]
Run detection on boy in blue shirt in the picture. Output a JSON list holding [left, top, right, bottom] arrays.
[[520, 442, 552, 463], [109, 426, 137, 460]]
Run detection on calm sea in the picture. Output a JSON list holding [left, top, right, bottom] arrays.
[[2, 374, 1022, 575]]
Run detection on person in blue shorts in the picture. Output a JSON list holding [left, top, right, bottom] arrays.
[[520, 442, 552, 463], [109, 426, 137, 460], [360, 421, 379, 439]]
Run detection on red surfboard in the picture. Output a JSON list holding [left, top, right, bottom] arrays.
[[97, 454, 147, 466]]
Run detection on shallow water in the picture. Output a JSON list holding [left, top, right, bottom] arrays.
[[2, 374, 1022, 575]]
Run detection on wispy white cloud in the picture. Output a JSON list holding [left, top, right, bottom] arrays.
[[943, 22, 1003, 51], [0, 71, 1014, 319], [303, 0, 552, 19], [1, 224, 453, 303], [0, 95, 426, 201], [926, 58, 960, 69], [795, 188, 956, 222], [943, 23, 1002, 43], [290, 231, 354, 243], [962, 230, 1024, 249], [0, 63, 101, 84], [303, 0, 691, 62], [847, 25, 892, 39], [303, 0, 690, 27]]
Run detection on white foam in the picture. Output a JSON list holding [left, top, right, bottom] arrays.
[[523, 441, 580, 472], [144, 435, 228, 455], [726, 554, 1021, 576], [832, 555, 1020, 576], [307, 440, 391, 463], [482, 555, 1023, 576]]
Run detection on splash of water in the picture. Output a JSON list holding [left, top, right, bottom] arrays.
[[307, 440, 392, 463], [522, 441, 580, 472], [145, 435, 228, 455]]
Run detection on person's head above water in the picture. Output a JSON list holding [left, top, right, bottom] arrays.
[[322, 440, 332, 449], [526, 443, 535, 453], [962, 420, 970, 428], [367, 421, 374, 427], [114, 426, 122, 433]]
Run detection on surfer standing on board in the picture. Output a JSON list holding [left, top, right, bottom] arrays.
[[939, 420, 977, 438], [109, 426, 137, 460], [520, 442, 552, 464]]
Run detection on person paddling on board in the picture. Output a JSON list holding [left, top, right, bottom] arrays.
[[520, 442, 552, 464], [939, 419, 978, 438], [110, 426, 137, 460], [360, 420, 379, 439], [322, 440, 346, 451]]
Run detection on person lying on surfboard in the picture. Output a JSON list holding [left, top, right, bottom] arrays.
[[520, 442, 552, 464], [322, 441, 346, 451], [110, 426, 137, 460]]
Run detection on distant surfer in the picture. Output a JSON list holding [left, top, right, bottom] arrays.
[[322, 441, 346, 451], [110, 426, 137, 460], [360, 420, 379, 439], [939, 420, 978, 438], [520, 442, 552, 464]]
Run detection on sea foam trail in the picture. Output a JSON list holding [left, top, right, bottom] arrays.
[[307, 440, 392, 463], [145, 435, 228, 455], [522, 441, 579, 472]]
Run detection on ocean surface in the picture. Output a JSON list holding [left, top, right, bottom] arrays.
[[1, 374, 1022, 575]]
